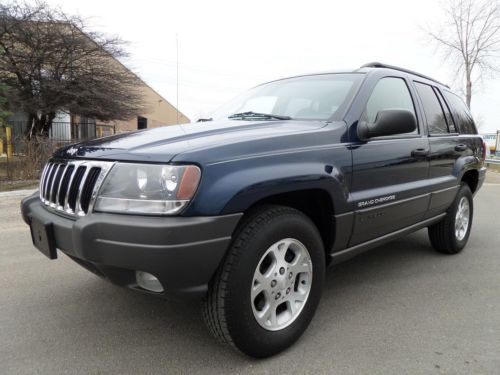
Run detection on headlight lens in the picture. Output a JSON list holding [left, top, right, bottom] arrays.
[[94, 163, 201, 215]]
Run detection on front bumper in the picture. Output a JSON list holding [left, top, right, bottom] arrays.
[[21, 193, 242, 298]]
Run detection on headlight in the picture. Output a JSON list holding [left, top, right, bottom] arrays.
[[94, 163, 201, 215]]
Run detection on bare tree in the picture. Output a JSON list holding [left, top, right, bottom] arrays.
[[428, 0, 500, 108], [0, 0, 146, 138]]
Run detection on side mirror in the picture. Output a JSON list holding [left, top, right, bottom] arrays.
[[357, 109, 417, 140]]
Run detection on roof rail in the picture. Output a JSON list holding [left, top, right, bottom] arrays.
[[360, 62, 450, 88]]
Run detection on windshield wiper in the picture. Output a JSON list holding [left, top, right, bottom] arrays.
[[228, 111, 292, 120], [196, 117, 213, 122]]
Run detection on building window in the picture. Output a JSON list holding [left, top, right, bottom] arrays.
[[138, 116, 148, 130]]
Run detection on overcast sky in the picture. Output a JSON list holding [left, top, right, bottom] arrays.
[[47, 0, 500, 132]]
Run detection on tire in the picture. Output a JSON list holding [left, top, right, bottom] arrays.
[[202, 205, 325, 358], [428, 183, 473, 254]]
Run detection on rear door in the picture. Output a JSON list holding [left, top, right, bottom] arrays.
[[349, 76, 430, 246], [412, 82, 471, 218]]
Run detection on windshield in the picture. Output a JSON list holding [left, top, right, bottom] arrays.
[[211, 73, 364, 121]]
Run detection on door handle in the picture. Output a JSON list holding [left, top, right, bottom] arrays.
[[411, 148, 430, 157], [455, 144, 467, 152]]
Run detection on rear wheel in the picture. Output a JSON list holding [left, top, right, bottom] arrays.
[[202, 205, 325, 358], [428, 183, 473, 254]]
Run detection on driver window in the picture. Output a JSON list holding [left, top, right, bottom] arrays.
[[365, 77, 418, 134]]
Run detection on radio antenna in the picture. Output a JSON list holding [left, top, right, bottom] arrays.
[[176, 33, 179, 124]]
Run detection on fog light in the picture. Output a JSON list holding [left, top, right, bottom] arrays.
[[135, 271, 164, 293]]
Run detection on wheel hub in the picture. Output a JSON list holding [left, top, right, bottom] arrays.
[[275, 273, 288, 290], [251, 238, 313, 331], [455, 196, 470, 241]]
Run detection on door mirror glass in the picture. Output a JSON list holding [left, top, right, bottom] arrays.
[[358, 109, 417, 140]]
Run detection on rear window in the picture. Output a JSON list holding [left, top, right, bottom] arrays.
[[414, 82, 448, 134], [435, 89, 456, 133], [443, 91, 477, 134]]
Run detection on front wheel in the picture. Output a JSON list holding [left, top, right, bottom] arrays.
[[428, 183, 473, 254], [202, 205, 325, 358]]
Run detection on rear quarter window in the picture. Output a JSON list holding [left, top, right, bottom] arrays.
[[443, 91, 477, 134]]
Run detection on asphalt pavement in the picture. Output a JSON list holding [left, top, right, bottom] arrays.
[[1, 183, 499, 374]]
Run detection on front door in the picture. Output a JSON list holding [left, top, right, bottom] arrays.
[[349, 76, 430, 246]]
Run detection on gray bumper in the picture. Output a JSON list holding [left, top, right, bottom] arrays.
[[21, 193, 242, 298]]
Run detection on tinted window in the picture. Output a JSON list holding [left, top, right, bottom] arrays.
[[443, 91, 477, 134], [414, 82, 448, 134], [365, 77, 416, 126], [435, 89, 456, 133]]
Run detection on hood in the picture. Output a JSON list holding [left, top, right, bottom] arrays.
[[53, 120, 330, 162]]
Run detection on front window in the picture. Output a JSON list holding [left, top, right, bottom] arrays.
[[364, 77, 418, 135], [211, 73, 364, 121]]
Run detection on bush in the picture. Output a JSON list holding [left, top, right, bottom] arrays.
[[0, 136, 69, 181]]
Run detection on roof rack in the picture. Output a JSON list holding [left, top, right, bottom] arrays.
[[360, 62, 450, 88]]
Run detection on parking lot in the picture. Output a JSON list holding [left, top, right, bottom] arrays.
[[1, 182, 499, 374]]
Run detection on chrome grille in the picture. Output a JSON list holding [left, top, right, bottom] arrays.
[[39, 160, 114, 217]]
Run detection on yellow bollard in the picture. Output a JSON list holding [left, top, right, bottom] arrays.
[[6, 126, 12, 160]]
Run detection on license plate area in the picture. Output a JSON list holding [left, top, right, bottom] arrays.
[[29, 217, 57, 259]]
